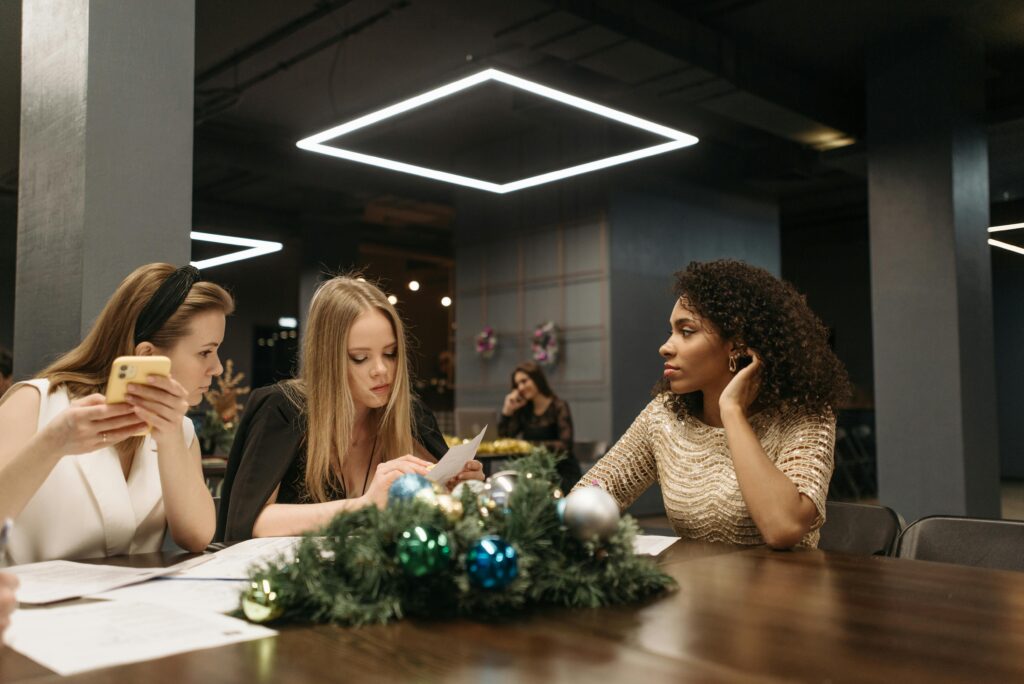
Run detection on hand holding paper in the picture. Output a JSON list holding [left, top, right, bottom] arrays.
[[426, 426, 486, 484]]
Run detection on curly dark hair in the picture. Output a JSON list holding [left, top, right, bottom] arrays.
[[655, 260, 850, 417]]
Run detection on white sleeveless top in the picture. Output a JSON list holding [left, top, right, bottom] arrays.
[[2, 379, 195, 566]]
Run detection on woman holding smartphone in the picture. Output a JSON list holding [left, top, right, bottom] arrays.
[[217, 276, 483, 542], [0, 264, 233, 564], [499, 361, 580, 491], [576, 260, 849, 549]]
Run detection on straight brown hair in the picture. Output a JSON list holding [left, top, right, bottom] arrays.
[[282, 276, 414, 503], [40, 263, 234, 458]]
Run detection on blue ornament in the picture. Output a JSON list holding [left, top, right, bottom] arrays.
[[388, 473, 433, 506], [465, 536, 519, 590], [555, 498, 567, 523]]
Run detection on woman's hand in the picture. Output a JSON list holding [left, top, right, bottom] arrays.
[[42, 394, 149, 455], [123, 375, 190, 446], [0, 572, 17, 639], [719, 349, 763, 417], [446, 459, 484, 490], [502, 390, 526, 416], [361, 455, 433, 509]]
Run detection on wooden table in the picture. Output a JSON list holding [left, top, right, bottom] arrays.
[[3, 541, 1024, 683]]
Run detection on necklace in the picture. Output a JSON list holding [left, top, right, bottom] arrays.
[[359, 430, 380, 498]]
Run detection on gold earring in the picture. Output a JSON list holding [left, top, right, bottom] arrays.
[[728, 355, 738, 374]]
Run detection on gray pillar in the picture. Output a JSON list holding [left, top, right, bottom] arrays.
[[14, 0, 194, 378], [867, 25, 1000, 521]]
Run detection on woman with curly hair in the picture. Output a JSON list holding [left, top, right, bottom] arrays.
[[575, 260, 849, 549]]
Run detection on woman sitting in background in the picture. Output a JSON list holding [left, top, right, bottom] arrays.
[[0, 264, 232, 564], [576, 260, 849, 549], [217, 276, 483, 542], [499, 361, 580, 491]]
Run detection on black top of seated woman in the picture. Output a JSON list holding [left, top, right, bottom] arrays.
[[215, 383, 448, 543]]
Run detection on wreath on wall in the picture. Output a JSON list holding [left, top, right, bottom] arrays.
[[532, 321, 559, 366], [475, 326, 497, 360]]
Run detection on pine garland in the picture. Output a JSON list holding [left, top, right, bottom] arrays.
[[244, 450, 675, 625]]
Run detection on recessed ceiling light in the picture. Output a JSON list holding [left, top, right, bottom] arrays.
[[441, 296, 452, 307], [408, 280, 421, 291], [296, 68, 698, 194], [387, 295, 398, 305], [190, 231, 283, 269]]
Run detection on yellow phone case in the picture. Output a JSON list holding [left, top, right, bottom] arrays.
[[106, 356, 172, 436]]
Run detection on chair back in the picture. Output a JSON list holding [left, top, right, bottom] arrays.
[[818, 501, 903, 556], [894, 516, 1024, 572]]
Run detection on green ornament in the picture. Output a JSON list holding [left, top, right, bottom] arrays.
[[241, 578, 283, 624], [396, 525, 451, 577]]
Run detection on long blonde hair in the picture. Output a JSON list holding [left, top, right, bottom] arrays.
[[283, 276, 414, 503], [41, 263, 234, 458]]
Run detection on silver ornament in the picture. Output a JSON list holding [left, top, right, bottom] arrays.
[[487, 470, 518, 496], [452, 479, 486, 499], [562, 487, 620, 541]]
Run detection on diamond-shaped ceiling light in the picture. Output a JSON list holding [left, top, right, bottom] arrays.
[[190, 231, 282, 269], [989, 223, 1024, 256], [296, 68, 698, 194]]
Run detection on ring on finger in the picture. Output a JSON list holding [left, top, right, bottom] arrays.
[[101, 432, 108, 443]]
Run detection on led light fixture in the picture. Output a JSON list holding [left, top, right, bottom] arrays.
[[296, 68, 698, 194], [278, 317, 298, 329], [988, 223, 1024, 256], [441, 296, 452, 307], [190, 231, 283, 269]]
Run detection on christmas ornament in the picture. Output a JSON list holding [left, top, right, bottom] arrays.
[[482, 470, 518, 509], [452, 479, 486, 499], [436, 493, 464, 522], [388, 473, 433, 506], [396, 525, 451, 577], [555, 497, 567, 523], [465, 535, 519, 590], [241, 578, 283, 623], [562, 487, 620, 541]]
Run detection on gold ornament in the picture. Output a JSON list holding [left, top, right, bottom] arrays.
[[436, 493, 464, 522], [241, 579, 283, 624]]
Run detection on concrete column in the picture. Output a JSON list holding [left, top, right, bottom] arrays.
[[867, 24, 1000, 521], [15, 0, 194, 378]]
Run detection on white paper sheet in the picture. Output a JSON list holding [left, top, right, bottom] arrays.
[[426, 426, 486, 484], [90, 578, 249, 615], [6, 561, 170, 604], [633, 535, 679, 556], [173, 536, 303, 580], [4, 600, 275, 676]]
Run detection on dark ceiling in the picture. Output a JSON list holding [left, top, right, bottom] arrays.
[[3, 0, 1024, 250]]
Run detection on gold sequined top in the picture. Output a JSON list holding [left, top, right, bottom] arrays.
[[576, 396, 836, 547]]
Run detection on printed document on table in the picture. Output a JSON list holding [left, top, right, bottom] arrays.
[[426, 425, 486, 484], [173, 536, 303, 580], [90, 577, 249, 615], [6, 561, 170, 604], [4, 600, 275, 676], [633, 535, 679, 556]]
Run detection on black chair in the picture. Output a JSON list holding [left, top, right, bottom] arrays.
[[894, 516, 1024, 572], [818, 501, 903, 556]]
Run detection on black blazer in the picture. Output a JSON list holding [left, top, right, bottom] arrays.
[[215, 384, 447, 543]]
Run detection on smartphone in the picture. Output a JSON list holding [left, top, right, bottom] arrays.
[[106, 356, 172, 435]]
